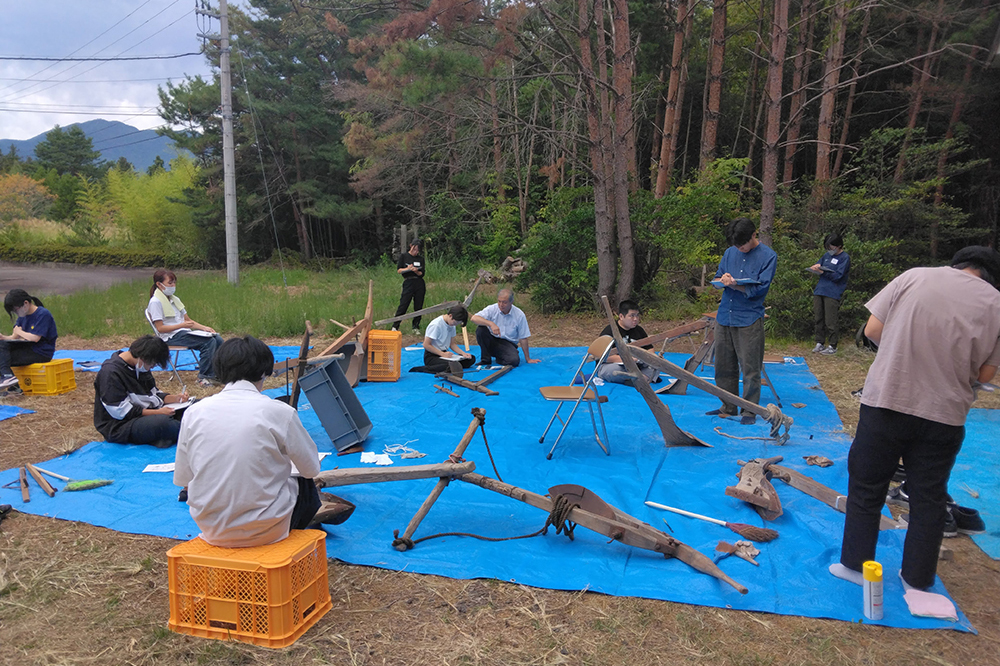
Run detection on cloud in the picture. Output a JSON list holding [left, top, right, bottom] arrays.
[[0, 0, 215, 140]]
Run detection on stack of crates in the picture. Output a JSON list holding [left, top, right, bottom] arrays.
[[11, 358, 76, 395], [367, 329, 402, 381], [167, 530, 332, 648]]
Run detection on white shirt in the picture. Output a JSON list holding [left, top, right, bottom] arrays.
[[474, 303, 531, 344], [146, 295, 188, 341], [174, 380, 322, 547], [424, 314, 456, 352]]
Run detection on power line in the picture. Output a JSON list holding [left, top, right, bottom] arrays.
[[0, 107, 161, 116], [0, 53, 200, 62], [0, 76, 177, 83]]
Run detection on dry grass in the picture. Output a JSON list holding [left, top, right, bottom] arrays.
[[2, 324, 999, 665]]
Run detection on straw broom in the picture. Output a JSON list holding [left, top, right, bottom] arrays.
[[645, 500, 779, 543]]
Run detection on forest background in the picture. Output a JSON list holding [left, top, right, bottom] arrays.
[[1, 0, 999, 341]]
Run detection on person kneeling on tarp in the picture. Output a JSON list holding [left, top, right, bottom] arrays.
[[409, 304, 475, 374], [173, 336, 354, 548], [94, 335, 188, 448]]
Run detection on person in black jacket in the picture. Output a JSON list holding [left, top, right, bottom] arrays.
[[392, 239, 426, 334], [93, 335, 189, 447], [597, 300, 659, 385]]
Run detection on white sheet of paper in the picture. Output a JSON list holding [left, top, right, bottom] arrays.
[[440, 353, 464, 362], [404, 345, 424, 351], [374, 453, 393, 466], [143, 463, 175, 473], [360, 451, 379, 463], [168, 399, 196, 411]]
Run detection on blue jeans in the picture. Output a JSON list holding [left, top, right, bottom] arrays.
[[168, 332, 224, 379]]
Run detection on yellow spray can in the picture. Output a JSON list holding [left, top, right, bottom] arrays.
[[863, 561, 883, 620]]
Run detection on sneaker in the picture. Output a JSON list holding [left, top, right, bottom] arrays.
[[705, 408, 736, 418], [197, 378, 214, 388], [478, 358, 493, 366], [820, 345, 837, 355], [949, 504, 986, 535], [412, 328, 421, 336], [177, 488, 188, 503], [812, 343, 825, 353], [886, 482, 909, 509], [899, 510, 958, 538], [740, 414, 757, 425], [0, 375, 19, 389]]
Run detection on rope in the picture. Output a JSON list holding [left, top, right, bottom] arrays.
[[713, 426, 775, 442], [390, 494, 580, 550], [478, 421, 503, 483]]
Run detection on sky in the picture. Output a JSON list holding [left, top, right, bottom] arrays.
[[0, 0, 226, 142]]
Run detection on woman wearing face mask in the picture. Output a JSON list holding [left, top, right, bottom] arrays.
[[1, 288, 59, 392], [145, 269, 224, 387], [93, 335, 189, 447]]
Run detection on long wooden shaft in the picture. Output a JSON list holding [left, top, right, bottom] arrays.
[[629, 319, 709, 348], [289, 321, 313, 409], [474, 364, 512, 387], [645, 501, 727, 527], [313, 461, 476, 489], [463, 273, 485, 307], [395, 477, 451, 550], [25, 463, 56, 497], [462, 327, 470, 351], [453, 408, 486, 459], [440, 374, 498, 396], [374, 301, 460, 326], [317, 320, 364, 357], [19, 467, 29, 502], [629, 346, 768, 418], [31, 466, 70, 482]]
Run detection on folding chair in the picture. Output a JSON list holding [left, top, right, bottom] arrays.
[[145, 310, 200, 384], [538, 335, 615, 460]]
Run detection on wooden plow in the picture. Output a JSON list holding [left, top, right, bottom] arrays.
[[313, 407, 748, 595]]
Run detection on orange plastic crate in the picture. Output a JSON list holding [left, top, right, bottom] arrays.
[[167, 530, 331, 648], [11, 358, 76, 395], [367, 329, 402, 381]]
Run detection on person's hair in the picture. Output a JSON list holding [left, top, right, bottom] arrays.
[[214, 336, 274, 384], [409, 238, 421, 249], [497, 288, 514, 302], [824, 233, 844, 250], [617, 299, 640, 317], [149, 269, 177, 298], [728, 217, 757, 246], [447, 304, 469, 325], [4, 289, 44, 318], [129, 335, 170, 368], [951, 245, 1000, 290]]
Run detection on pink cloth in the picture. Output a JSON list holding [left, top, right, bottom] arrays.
[[903, 590, 958, 620]]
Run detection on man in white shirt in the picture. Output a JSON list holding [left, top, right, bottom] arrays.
[[409, 304, 475, 374], [174, 336, 354, 547], [470, 288, 541, 367]]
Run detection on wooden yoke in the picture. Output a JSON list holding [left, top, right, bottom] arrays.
[[599, 296, 708, 448], [627, 346, 793, 444]]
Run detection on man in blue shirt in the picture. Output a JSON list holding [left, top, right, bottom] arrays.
[[809, 232, 850, 354], [707, 218, 777, 425]]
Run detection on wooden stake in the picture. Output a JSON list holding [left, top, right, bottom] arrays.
[[434, 384, 460, 397], [25, 464, 56, 497], [19, 467, 29, 502], [314, 460, 476, 488], [462, 326, 470, 352]]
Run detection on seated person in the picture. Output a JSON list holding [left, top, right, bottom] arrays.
[[470, 288, 540, 367], [597, 300, 659, 385], [0, 289, 58, 391], [93, 335, 188, 448], [146, 268, 224, 387], [174, 336, 354, 548], [409, 304, 475, 374]]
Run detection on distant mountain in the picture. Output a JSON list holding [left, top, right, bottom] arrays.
[[0, 119, 191, 173]]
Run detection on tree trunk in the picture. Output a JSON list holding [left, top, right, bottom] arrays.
[[781, 0, 814, 185], [812, 0, 849, 208], [759, 0, 789, 247], [655, 0, 695, 198], [894, 0, 945, 184], [611, 0, 635, 303], [489, 80, 504, 199], [650, 66, 666, 183], [666, 4, 695, 186], [831, 6, 871, 180], [700, 0, 728, 171]]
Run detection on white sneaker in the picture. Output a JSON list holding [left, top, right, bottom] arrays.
[[812, 343, 825, 353], [0, 375, 19, 389], [820, 345, 837, 355]]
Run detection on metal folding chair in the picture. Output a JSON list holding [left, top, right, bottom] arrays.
[[538, 335, 615, 460], [145, 309, 199, 384]]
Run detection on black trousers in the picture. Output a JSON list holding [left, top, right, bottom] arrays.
[[393, 278, 426, 330], [0, 341, 50, 376], [813, 294, 842, 348], [124, 413, 183, 448], [290, 476, 323, 530], [841, 404, 964, 589], [475, 326, 521, 366], [408, 349, 476, 374], [713, 318, 764, 415]]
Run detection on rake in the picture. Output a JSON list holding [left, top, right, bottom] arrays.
[[645, 500, 779, 543]]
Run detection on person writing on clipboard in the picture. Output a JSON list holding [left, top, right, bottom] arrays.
[[706, 217, 777, 425]]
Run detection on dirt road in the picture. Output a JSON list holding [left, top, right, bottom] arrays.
[[1, 261, 160, 298]]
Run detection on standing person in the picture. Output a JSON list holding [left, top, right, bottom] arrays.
[[597, 299, 659, 385], [831, 246, 1000, 595], [707, 218, 777, 425], [145, 269, 224, 387], [409, 304, 475, 374], [0, 289, 58, 391], [809, 232, 851, 355], [392, 239, 426, 335], [174, 336, 354, 548], [470, 288, 541, 367], [93, 335, 189, 448]]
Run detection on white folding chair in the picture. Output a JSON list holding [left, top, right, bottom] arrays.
[[145, 310, 199, 383], [538, 335, 615, 460]]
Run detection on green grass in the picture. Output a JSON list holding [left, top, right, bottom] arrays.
[[38, 262, 509, 339]]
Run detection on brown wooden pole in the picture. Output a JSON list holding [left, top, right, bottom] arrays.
[[374, 301, 460, 327], [313, 461, 476, 489], [394, 477, 451, 551]]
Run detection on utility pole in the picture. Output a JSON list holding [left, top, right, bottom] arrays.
[[196, 0, 239, 284]]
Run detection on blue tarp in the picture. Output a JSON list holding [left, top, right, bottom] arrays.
[[53, 345, 306, 371], [0, 347, 982, 631], [950, 409, 1000, 560], [0, 404, 33, 422]]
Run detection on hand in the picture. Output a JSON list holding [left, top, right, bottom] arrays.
[[175, 391, 190, 403], [809, 263, 821, 271], [462, 352, 472, 360], [148, 407, 175, 416], [197, 324, 216, 334], [720, 273, 736, 287], [489, 323, 500, 336], [526, 358, 541, 364]]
